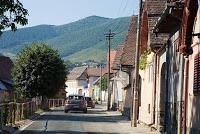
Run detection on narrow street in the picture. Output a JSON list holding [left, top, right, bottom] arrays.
[[17, 103, 156, 134]]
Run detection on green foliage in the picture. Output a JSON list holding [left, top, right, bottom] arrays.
[[97, 76, 108, 91], [12, 43, 67, 99], [139, 49, 151, 70], [0, 0, 28, 35], [0, 16, 130, 63]]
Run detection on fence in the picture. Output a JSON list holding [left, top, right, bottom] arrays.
[[48, 99, 65, 108], [0, 98, 65, 131]]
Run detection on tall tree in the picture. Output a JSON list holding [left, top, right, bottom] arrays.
[[0, 0, 28, 35], [12, 43, 67, 100]]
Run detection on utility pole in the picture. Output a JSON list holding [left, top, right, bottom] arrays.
[[132, 0, 143, 127], [105, 29, 115, 111], [100, 64, 102, 104]]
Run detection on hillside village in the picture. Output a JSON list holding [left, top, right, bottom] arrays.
[[0, 0, 200, 134]]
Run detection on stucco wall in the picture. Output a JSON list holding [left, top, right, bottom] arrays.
[[162, 31, 180, 133], [65, 79, 89, 96], [187, 9, 200, 133], [139, 52, 154, 124]]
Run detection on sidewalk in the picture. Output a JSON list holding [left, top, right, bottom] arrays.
[[97, 102, 159, 134], [1, 110, 44, 134]]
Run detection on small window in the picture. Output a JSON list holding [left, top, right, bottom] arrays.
[[193, 53, 200, 95]]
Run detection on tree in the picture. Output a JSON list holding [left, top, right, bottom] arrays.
[[0, 0, 28, 35], [97, 76, 107, 91], [12, 43, 67, 100]]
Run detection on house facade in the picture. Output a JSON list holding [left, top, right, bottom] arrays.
[[0, 55, 14, 103], [187, 8, 200, 134], [110, 16, 138, 119], [138, 0, 168, 129], [65, 66, 89, 97], [154, 0, 199, 133], [87, 67, 101, 98]]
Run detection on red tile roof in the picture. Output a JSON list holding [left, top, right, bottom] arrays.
[[67, 66, 87, 80], [112, 44, 125, 70], [107, 49, 117, 72], [121, 16, 138, 66], [0, 56, 13, 80], [87, 67, 101, 77], [146, 0, 168, 48]]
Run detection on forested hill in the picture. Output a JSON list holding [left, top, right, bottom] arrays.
[[0, 16, 131, 63]]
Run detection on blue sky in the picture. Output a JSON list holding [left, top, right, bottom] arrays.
[[20, 0, 139, 27]]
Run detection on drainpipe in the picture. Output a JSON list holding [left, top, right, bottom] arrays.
[[184, 57, 189, 134], [177, 54, 185, 134], [153, 54, 158, 124]]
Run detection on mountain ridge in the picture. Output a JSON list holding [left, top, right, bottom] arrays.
[[0, 15, 131, 64]]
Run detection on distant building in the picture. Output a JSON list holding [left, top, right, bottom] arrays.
[[111, 16, 138, 119], [65, 66, 88, 97], [87, 67, 101, 97], [0, 56, 14, 103]]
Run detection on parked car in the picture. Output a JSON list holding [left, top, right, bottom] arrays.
[[64, 94, 87, 113], [85, 97, 95, 108]]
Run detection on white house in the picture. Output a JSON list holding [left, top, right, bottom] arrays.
[[65, 66, 89, 97]]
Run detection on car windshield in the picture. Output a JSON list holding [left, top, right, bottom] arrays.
[[86, 97, 91, 101], [68, 95, 84, 100]]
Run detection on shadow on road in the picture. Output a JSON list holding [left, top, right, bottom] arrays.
[[19, 130, 123, 134], [30, 107, 129, 123], [33, 113, 128, 123]]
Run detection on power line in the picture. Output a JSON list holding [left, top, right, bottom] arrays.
[[103, 0, 131, 34]]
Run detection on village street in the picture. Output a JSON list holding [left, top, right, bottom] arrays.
[[15, 102, 157, 134]]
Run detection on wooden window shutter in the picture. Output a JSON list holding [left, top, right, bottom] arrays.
[[193, 53, 200, 95]]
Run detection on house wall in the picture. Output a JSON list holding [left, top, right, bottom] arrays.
[[65, 80, 78, 96], [139, 52, 154, 125], [94, 85, 100, 100], [155, 50, 166, 130], [187, 9, 200, 133], [0, 90, 10, 103], [167, 31, 182, 133], [78, 80, 88, 87], [122, 70, 133, 119], [88, 76, 99, 97], [156, 31, 181, 133], [65, 79, 89, 96], [111, 74, 123, 110]]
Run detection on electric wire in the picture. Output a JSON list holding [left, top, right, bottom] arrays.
[[103, 0, 124, 33]]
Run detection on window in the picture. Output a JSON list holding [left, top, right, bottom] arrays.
[[193, 53, 200, 95]]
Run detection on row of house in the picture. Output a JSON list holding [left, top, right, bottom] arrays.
[[65, 66, 107, 101], [107, 0, 200, 133]]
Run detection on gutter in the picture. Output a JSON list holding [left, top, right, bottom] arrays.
[[152, 54, 157, 124], [184, 58, 189, 134], [177, 54, 185, 134]]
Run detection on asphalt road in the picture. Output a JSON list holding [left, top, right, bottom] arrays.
[[18, 102, 156, 134]]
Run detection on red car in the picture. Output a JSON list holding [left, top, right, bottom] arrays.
[[85, 97, 95, 108]]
